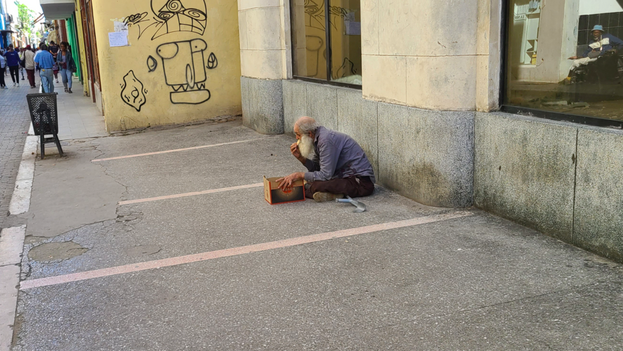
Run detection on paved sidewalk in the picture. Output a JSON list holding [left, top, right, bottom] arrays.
[[0, 74, 106, 351], [4, 116, 623, 350], [1, 74, 105, 227]]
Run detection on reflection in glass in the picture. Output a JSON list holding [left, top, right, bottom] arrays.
[[292, 0, 328, 80], [329, 0, 362, 85], [505, 0, 623, 121]]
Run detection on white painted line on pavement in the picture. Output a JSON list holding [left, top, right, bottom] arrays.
[[118, 183, 264, 205], [0, 226, 26, 351], [9, 136, 38, 215], [0, 265, 21, 351], [20, 212, 474, 290], [91, 139, 264, 163], [0, 226, 26, 266]]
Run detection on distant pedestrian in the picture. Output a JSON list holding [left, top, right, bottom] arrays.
[[24, 45, 36, 89], [34, 43, 55, 93], [58, 42, 76, 93], [0, 52, 6, 89], [5, 46, 20, 87], [49, 41, 60, 83], [18, 47, 25, 80]]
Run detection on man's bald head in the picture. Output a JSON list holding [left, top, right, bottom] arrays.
[[295, 116, 319, 135]]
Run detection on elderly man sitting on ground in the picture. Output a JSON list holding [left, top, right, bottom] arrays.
[[277, 116, 375, 202]]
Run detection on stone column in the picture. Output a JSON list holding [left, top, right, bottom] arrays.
[[362, 0, 479, 111], [238, 0, 291, 134]]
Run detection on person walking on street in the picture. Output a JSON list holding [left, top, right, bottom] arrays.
[[0, 52, 7, 89], [34, 43, 55, 93], [58, 42, 76, 93], [5, 46, 20, 87], [18, 47, 26, 80], [49, 41, 60, 83], [24, 45, 36, 89]]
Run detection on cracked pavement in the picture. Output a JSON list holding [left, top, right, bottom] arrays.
[[8, 119, 623, 350]]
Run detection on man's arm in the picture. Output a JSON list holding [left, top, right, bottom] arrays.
[[609, 34, 623, 50], [277, 142, 313, 190], [304, 136, 339, 182]]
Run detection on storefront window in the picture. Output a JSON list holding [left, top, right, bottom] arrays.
[[504, 0, 623, 122], [291, 0, 362, 86]]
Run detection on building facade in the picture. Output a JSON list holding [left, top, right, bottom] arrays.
[[0, 0, 12, 49], [240, 0, 623, 263], [38, 0, 623, 263]]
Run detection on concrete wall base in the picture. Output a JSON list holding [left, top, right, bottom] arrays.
[[475, 112, 623, 263], [241, 76, 284, 135]]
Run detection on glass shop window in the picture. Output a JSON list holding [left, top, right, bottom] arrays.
[[291, 0, 362, 86], [504, 0, 623, 122]]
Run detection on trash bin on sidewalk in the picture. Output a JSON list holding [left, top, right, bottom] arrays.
[[26, 93, 64, 159]]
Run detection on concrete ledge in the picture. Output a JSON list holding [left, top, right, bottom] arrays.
[[574, 127, 623, 262], [241, 77, 284, 134], [282, 80, 307, 134], [306, 83, 338, 130], [378, 104, 474, 208], [336, 88, 379, 175], [0, 226, 25, 351], [474, 113, 576, 242]]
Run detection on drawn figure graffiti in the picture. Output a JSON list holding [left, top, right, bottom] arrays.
[[151, 0, 207, 39], [123, 12, 149, 27], [147, 55, 158, 72], [156, 39, 211, 104], [335, 57, 357, 78], [305, 0, 348, 30], [207, 52, 218, 69], [120, 70, 148, 112], [306, 35, 324, 77], [124, 0, 207, 40]]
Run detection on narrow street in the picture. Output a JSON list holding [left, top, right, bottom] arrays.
[[0, 74, 30, 231]]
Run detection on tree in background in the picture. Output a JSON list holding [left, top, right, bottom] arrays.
[[14, 1, 34, 45]]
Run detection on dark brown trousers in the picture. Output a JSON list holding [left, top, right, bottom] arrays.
[[26, 69, 35, 87], [306, 176, 374, 199]]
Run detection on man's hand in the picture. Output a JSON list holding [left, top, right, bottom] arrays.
[[290, 142, 306, 164], [290, 142, 301, 158], [569, 56, 578, 60], [277, 172, 304, 190]]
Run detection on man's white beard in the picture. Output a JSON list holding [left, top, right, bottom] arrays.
[[299, 134, 316, 160]]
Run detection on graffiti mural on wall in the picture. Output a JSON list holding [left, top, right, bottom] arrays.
[[119, 0, 219, 110], [155, 39, 212, 104], [120, 70, 148, 112], [123, 0, 207, 41]]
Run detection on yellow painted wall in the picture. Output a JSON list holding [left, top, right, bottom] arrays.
[[74, 0, 90, 97], [92, 0, 242, 131]]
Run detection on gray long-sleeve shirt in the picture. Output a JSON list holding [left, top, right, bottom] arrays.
[[303, 126, 375, 183]]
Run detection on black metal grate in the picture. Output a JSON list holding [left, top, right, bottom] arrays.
[[27, 93, 58, 136]]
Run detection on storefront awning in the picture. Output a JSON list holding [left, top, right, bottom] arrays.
[[39, 0, 75, 20]]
